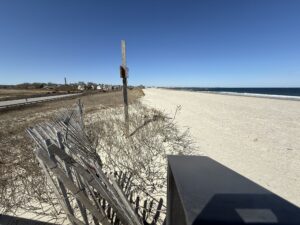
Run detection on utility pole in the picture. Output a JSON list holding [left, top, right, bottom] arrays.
[[120, 40, 129, 135]]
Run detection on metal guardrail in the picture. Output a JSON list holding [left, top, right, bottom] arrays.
[[0, 93, 82, 110]]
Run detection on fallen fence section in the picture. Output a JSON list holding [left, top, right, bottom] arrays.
[[27, 100, 166, 225]]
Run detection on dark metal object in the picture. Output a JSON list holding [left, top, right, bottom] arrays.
[[0, 214, 58, 225], [167, 155, 300, 225]]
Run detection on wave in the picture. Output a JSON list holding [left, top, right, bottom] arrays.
[[203, 91, 300, 100]]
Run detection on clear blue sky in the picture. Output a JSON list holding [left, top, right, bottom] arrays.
[[0, 0, 299, 87]]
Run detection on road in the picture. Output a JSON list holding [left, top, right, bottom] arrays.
[[0, 93, 82, 109]]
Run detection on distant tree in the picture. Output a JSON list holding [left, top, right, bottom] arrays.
[[47, 82, 56, 86], [87, 82, 97, 86], [31, 83, 45, 88]]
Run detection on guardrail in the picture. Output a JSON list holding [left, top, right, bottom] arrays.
[[0, 93, 82, 110]]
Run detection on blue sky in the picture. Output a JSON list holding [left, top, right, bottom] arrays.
[[0, 0, 299, 87]]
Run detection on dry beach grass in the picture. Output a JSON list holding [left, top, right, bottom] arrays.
[[0, 88, 51, 100], [0, 89, 144, 214], [0, 88, 195, 224]]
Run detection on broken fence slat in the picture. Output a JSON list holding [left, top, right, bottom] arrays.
[[29, 101, 166, 225], [35, 148, 111, 225], [57, 132, 89, 225], [45, 140, 75, 219], [142, 200, 147, 222], [148, 200, 154, 218], [151, 198, 164, 225], [135, 196, 140, 214], [35, 154, 80, 225]]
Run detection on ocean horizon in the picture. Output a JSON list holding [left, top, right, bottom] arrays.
[[165, 87, 300, 100]]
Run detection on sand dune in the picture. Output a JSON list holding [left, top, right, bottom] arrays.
[[142, 88, 300, 206]]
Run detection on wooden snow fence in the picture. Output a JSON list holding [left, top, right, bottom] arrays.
[[26, 101, 166, 225]]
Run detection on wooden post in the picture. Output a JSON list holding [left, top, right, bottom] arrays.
[[77, 99, 84, 130], [121, 40, 129, 135]]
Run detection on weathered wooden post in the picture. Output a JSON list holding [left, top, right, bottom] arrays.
[[120, 40, 129, 135]]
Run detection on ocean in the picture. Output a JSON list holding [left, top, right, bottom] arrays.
[[168, 87, 300, 100]]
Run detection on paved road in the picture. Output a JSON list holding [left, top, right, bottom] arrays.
[[0, 93, 82, 109]]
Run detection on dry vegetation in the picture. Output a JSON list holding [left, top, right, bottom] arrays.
[[0, 88, 50, 100], [0, 89, 143, 214], [0, 88, 195, 224], [86, 103, 195, 201]]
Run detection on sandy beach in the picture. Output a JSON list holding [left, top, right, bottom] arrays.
[[142, 88, 300, 206]]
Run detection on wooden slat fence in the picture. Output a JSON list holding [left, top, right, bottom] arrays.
[[26, 100, 166, 225]]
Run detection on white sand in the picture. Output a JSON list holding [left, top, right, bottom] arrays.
[[142, 88, 300, 206]]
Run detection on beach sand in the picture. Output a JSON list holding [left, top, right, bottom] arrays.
[[142, 88, 300, 206]]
